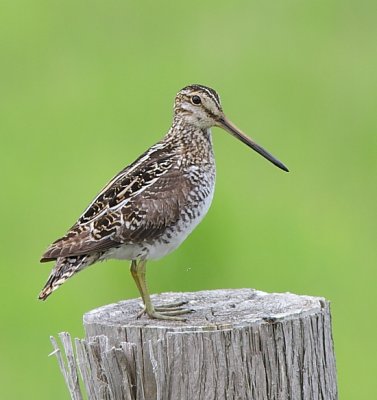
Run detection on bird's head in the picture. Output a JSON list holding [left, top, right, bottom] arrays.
[[174, 84, 224, 130], [174, 84, 289, 172]]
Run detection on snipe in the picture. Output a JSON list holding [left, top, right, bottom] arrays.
[[39, 84, 289, 320]]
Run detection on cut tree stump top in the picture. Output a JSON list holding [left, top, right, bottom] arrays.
[[83, 288, 328, 337]]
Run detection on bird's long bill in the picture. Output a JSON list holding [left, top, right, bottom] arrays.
[[218, 117, 289, 172]]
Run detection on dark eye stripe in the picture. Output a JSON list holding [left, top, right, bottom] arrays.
[[180, 84, 222, 111]]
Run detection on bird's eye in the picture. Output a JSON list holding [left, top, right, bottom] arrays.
[[191, 95, 201, 105]]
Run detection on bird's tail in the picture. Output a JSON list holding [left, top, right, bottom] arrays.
[[38, 253, 100, 300]]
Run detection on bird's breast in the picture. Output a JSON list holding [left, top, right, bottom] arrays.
[[146, 165, 216, 260]]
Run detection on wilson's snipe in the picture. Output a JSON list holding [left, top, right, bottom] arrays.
[[39, 84, 288, 320]]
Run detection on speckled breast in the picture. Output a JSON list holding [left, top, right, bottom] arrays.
[[146, 166, 216, 260]]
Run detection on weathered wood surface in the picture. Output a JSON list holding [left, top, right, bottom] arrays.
[[50, 288, 338, 400]]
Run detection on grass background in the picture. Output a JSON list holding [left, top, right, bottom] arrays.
[[1, 0, 376, 398]]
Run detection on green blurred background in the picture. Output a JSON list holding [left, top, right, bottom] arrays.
[[1, 0, 376, 398]]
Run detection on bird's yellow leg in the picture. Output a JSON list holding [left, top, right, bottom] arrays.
[[130, 259, 191, 321], [130, 260, 146, 304]]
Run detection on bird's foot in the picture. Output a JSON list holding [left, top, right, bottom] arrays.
[[137, 301, 193, 321]]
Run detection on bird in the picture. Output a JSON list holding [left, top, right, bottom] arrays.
[[39, 84, 289, 320]]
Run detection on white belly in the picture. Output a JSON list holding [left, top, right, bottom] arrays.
[[147, 184, 215, 259]]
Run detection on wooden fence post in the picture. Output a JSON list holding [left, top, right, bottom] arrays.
[[50, 288, 338, 399]]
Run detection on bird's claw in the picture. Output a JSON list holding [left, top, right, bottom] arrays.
[[137, 301, 193, 321]]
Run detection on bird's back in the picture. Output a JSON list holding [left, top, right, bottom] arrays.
[[41, 129, 216, 263]]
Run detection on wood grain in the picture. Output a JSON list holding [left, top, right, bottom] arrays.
[[50, 289, 338, 400]]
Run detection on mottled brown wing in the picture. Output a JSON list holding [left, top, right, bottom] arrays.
[[40, 226, 116, 261], [41, 141, 189, 261], [116, 170, 193, 243], [77, 141, 175, 225]]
